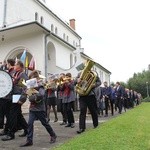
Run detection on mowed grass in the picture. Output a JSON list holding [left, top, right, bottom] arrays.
[[53, 103, 150, 150]]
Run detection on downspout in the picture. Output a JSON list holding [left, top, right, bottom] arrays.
[[3, 0, 8, 27], [44, 32, 50, 79]]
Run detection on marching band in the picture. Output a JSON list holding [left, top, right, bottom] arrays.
[[0, 58, 142, 147]]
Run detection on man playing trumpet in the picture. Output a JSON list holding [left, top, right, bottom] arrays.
[[45, 76, 58, 123]]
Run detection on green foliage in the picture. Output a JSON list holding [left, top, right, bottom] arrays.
[[53, 103, 150, 150], [126, 70, 150, 98], [142, 97, 150, 102]]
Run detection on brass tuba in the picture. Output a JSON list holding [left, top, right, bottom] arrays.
[[75, 59, 97, 96]]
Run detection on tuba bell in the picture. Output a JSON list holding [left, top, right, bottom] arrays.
[[75, 59, 97, 96]]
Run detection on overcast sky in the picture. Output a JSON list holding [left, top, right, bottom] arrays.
[[46, 0, 150, 83]]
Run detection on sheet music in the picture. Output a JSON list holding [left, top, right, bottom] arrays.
[[12, 95, 21, 103]]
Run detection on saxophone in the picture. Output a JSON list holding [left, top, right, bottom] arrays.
[[75, 59, 97, 96]]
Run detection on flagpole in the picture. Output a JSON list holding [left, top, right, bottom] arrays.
[[25, 56, 29, 75]]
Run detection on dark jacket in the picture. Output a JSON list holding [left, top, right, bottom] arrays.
[[12, 70, 28, 103], [29, 85, 46, 111], [102, 86, 112, 99], [114, 86, 124, 99]]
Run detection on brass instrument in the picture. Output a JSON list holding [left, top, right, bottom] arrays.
[[44, 80, 57, 89], [26, 88, 39, 96], [75, 59, 97, 96], [18, 78, 39, 96]]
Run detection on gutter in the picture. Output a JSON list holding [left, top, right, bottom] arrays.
[[3, 0, 7, 27], [44, 32, 50, 79]]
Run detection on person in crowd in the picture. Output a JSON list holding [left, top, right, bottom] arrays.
[[1, 60, 28, 141], [20, 70, 57, 147], [61, 73, 75, 128], [95, 84, 103, 117], [0, 59, 15, 135], [0, 60, 8, 71], [130, 90, 135, 108], [123, 88, 130, 110], [114, 82, 124, 114], [75, 70, 101, 134], [57, 73, 68, 125], [102, 81, 113, 116], [46, 77, 58, 123], [111, 85, 117, 112]]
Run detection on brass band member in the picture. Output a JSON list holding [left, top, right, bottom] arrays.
[[2, 60, 28, 141], [56, 73, 68, 125], [62, 73, 75, 128], [20, 70, 57, 147], [46, 77, 58, 122], [75, 61, 101, 134], [0, 59, 15, 136]]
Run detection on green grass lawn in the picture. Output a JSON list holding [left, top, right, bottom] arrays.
[[53, 103, 150, 150]]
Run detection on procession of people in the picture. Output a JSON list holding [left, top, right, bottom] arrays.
[[0, 58, 142, 147]]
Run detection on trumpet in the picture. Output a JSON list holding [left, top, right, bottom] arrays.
[[44, 81, 57, 89], [26, 88, 39, 97]]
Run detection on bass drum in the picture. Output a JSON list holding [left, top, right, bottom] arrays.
[[0, 70, 13, 98]]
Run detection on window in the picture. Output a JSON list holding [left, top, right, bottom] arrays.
[[51, 24, 54, 32], [40, 16, 44, 24], [73, 41, 75, 46], [74, 55, 77, 63], [66, 36, 69, 42], [76, 42, 78, 47], [70, 54, 73, 67], [63, 33, 66, 40], [55, 27, 58, 35], [35, 12, 39, 21]]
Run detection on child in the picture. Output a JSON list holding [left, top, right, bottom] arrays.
[[20, 70, 57, 147]]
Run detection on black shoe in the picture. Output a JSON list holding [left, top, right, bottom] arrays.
[[20, 141, 33, 147], [1, 135, 15, 141], [71, 123, 75, 128], [65, 124, 71, 127], [60, 122, 67, 125], [0, 130, 7, 136], [54, 118, 58, 122], [77, 129, 85, 134], [94, 125, 98, 129], [50, 135, 57, 144], [19, 130, 28, 137]]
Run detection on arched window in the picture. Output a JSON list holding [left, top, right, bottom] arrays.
[[55, 27, 58, 35], [51, 24, 54, 32], [40, 16, 44, 24], [35, 12, 39, 21]]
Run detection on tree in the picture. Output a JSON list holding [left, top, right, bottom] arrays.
[[126, 70, 150, 98]]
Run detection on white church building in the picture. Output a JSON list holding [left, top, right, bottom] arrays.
[[0, 0, 111, 84]]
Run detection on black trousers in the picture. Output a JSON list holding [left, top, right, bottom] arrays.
[[63, 102, 74, 124], [0, 99, 11, 130], [7, 103, 28, 137], [27, 111, 56, 142], [57, 99, 67, 123], [105, 97, 114, 115], [79, 95, 98, 130], [116, 97, 123, 113]]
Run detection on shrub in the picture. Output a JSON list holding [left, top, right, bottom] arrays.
[[142, 97, 150, 102]]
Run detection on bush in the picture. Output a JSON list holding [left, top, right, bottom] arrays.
[[142, 97, 150, 102]]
